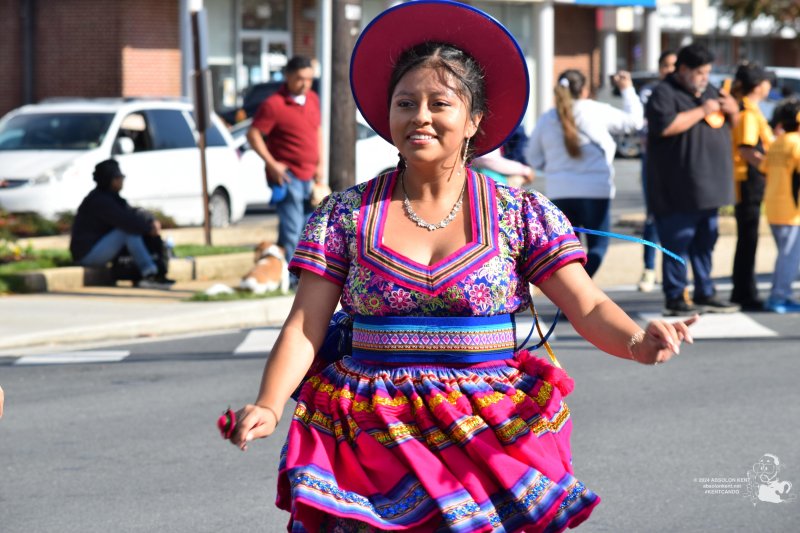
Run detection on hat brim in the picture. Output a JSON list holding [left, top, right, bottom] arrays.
[[350, 0, 529, 157]]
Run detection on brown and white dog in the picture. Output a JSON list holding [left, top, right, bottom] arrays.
[[239, 241, 290, 294]]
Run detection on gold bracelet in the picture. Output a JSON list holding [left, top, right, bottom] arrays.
[[262, 405, 280, 428], [626, 330, 646, 362]]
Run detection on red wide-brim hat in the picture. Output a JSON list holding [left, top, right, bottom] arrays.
[[350, 0, 529, 157]]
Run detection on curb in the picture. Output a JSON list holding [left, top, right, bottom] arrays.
[[3, 253, 254, 293], [0, 295, 295, 352]]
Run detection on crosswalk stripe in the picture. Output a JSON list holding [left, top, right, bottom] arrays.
[[233, 321, 558, 355], [514, 318, 557, 347], [638, 312, 778, 339], [234, 328, 282, 354], [14, 350, 131, 365], [5, 311, 780, 366]]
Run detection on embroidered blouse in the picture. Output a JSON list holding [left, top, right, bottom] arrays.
[[289, 170, 585, 317]]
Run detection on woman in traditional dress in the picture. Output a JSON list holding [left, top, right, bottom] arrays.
[[225, 2, 696, 531]]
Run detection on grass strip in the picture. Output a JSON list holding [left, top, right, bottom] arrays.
[[187, 288, 291, 302]]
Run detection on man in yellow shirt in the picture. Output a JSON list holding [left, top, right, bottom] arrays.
[[730, 63, 774, 310], [760, 99, 800, 313]]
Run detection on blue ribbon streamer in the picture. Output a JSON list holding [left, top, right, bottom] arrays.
[[518, 226, 685, 352], [518, 309, 561, 351], [573, 227, 686, 265]]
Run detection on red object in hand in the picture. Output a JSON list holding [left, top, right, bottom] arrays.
[[217, 408, 236, 440]]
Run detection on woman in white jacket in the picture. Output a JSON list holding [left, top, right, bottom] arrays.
[[528, 69, 643, 277]]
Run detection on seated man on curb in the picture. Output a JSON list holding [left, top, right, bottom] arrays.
[[69, 159, 174, 289]]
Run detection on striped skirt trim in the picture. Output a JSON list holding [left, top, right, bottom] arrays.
[[277, 350, 599, 532]]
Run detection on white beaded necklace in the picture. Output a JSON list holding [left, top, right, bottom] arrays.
[[400, 170, 467, 232]]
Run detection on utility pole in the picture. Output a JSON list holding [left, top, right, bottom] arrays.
[[191, 9, 212, 246], [329, 0, 361, 192]]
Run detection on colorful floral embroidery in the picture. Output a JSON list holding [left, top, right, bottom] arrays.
[[386, 288, 416, 312], [289, 174, 585, 317]]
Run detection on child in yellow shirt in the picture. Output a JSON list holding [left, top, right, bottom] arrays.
[[760, 99, 800, 313], [730, 63, 774, 310]]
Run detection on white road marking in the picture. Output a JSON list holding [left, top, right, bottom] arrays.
[[514, 317, 557, 347], [638, 312, 778, 339], [14, 350, 131, 365], [234, 320, 560, 354], [233, 328, 282, 354]]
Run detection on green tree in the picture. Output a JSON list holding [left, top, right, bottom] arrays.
[[717, 0, 800, 28]]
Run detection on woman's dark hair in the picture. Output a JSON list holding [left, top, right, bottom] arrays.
[[554, 70, 586, 159], [658, 50, 676, 67], [773, 97, 800, 132], [387, 42, 486, 163], [675, 43, 715, 70]]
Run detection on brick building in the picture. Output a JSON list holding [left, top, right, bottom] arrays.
[[0, 0, 183, 116], [0, 0, 318, 117]]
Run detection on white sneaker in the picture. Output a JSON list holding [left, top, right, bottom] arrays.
[[637, 269, 656, 292]]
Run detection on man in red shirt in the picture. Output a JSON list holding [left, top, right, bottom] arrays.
[[247, 56, 324, 264]]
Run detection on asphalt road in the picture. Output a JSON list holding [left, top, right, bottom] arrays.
[[3, 158, 798, 531], [2, 288, 798, 533]]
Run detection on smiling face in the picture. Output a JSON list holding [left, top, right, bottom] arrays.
[[389, 66, 481, 170]]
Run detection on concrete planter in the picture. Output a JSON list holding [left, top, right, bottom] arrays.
[[3, 253, 255, 293]]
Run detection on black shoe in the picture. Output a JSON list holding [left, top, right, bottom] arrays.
[[138, 274, 176, 290], [693, 294, 740, 313], [664, 296, 700, 317], [730, 298, 765, 312]]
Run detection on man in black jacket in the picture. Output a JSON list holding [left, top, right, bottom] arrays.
[[70, 159, 173, 289], [645, 44, 740, 316]]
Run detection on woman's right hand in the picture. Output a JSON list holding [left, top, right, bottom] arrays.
[[702, 98, 721, 116], [266, 161, 290, 187], [229, 403, 281, 451]]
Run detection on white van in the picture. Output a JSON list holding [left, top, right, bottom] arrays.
[[769, 67, 800, 98], [0, 99, 261, 226]]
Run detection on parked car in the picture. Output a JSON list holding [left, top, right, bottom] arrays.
[[769, 66, 800, 98], [604, 71, 660, 159], [230, 112, 397, 206], [703, 67, 800, 127], [0, 99, 265, 226]]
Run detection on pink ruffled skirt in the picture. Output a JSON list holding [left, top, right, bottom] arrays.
[[276, 349, 599, 532]]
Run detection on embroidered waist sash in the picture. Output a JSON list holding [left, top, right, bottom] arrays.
[[351, 315, 516, 363]]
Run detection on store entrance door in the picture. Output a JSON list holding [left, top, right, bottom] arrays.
[[240, 32, 291, 87]]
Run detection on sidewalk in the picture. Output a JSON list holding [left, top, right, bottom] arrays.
[[0, 215, 779, 354], [1, 219, 289, 353]]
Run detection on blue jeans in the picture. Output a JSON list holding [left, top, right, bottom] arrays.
[[641, 153, 659, 270], [654, 210, 718, 301], [769, 225, 800, 301], [552, 198, 611, 278], [80, 229, 157, 277], [275, 171, 313, 263]]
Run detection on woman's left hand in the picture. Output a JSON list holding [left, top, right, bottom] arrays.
[[612, 70, 633, 91], [631, 315, 699, 365]]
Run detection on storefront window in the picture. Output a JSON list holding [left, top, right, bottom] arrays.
[[241, 0, 288, 31]]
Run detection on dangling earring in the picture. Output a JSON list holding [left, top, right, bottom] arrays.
[[462, 137, 471, 162]]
